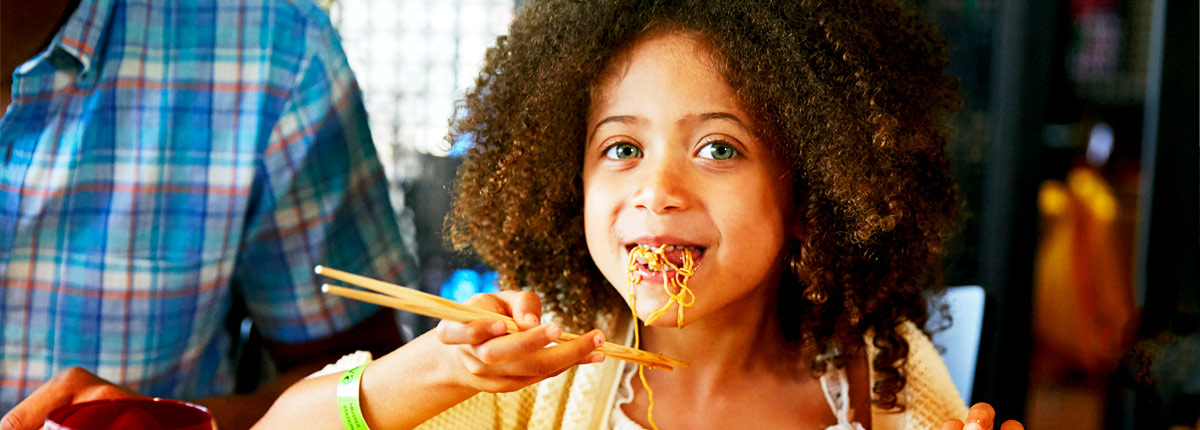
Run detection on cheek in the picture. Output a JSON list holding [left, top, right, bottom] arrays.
[[582, 183, 639, 294], [720, 178, 792, 254], [582, 183, 617, 264], [582, 178, 605, 230], [583, 210, 605, 260], [581, 170, 601, 242]]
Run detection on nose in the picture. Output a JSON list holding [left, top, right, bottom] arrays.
[[631, 154, 690, 213]]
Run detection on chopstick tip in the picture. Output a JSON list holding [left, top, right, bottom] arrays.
[[314, 265, 326, 274], [320, 283, 331, 293]]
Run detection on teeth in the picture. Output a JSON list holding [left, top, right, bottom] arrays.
[[635, 244, 701, 252]]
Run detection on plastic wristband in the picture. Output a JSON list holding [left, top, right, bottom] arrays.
[[336, 363, 371, 430]]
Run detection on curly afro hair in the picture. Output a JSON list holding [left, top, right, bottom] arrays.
[[448, 0, 962, 410]]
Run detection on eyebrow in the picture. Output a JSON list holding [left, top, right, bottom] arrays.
[[588, 115, 639, 144], [588, 111, 751, 143], [690, 112, 751, 132]]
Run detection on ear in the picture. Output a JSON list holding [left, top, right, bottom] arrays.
[[787, 187, 807, 242], [782, 173, 807, 242], [789, 215, 806, 242]]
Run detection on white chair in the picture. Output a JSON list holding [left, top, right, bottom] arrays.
[[929, 285, 986, 405]]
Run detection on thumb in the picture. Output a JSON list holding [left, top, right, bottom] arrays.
[[1, 367, 139, 430], [1, 382, 78, 430], [1, 402, 56, 430], [0, 414, 29, 430]]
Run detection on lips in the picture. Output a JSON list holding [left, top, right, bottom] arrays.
[[634, 244, 703, 266], [625, 243, 705, 282]]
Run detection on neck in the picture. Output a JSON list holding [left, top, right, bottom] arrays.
[[1, 0, 79, 112]]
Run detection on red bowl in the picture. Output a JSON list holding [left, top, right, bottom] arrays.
[[45, 398, 215, 430]]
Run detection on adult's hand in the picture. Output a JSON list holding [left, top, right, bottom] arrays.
[[0, 367, 140, 430], [942, 402, 1025, 430]]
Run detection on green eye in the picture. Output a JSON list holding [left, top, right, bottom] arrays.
[[699, 142, 738, 160], [605, 143, 642, 159]]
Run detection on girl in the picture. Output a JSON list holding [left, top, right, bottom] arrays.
[[258, 0, 1022, 429]]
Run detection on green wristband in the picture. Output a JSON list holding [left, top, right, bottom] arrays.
[[336, 363, 371, 430]]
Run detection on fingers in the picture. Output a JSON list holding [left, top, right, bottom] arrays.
[[999, 420, 1025, 430], [941, 420, 965, 430], [471, 324, 563, 365], [458, 290, 543, 331], [3, 384, 72, 430], [437, 318, 604, 372], [439, 290, 546, 345], [948, 403, 1024, 430], [2, 368, 91, 430], [1, 367, 136, 430], [434, 291, 602, 393], [492, 290, 544, 330], [0, 408, 38, 430], [436, 318, 508, 345], [964, 403, 997, 430], [76, 383, 138, 402], [463, 329, 606, 378]]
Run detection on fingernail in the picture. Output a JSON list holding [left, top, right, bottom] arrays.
[[593, 332, 605, 347], [587, 352, 605, 363], [964, 423, 981, 430], [545, 323, 561, 340], [491, 321, 507, 336], [524, 314, 540, 326]]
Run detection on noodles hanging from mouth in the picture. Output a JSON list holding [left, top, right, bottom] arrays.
[[623, 244, 697, 430], [626, 244, 696, 326]]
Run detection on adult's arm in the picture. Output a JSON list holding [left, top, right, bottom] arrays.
[[0, 310, 401, 430], [2, 3, 414, 429], [2, 293, 603, 430], [200, 2, 419, 427]]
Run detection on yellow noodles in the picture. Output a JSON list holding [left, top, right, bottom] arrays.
[[626, 245, 696, 326], [624, 244, 696, 430]]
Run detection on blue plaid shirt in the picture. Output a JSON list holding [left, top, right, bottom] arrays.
[[0, 0, 417, 408]]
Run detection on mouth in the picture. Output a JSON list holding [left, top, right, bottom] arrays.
[[624, 243, 706, 281], [623, 243, 702, 326]]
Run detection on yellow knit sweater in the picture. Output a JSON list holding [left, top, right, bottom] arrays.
[[415, 316, 967, 430]]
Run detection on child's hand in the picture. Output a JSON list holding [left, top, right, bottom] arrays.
[[434, 290, 606, 393], [941, 403, 1024, 430]]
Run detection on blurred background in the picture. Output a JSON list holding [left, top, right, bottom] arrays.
[[324, 0, 1197, 428]]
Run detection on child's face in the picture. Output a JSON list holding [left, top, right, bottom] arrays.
[[582, 33, 798, 327]]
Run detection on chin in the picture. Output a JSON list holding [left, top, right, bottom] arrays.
[[629, 299, 694, 328], [642, 316, 692, 329]]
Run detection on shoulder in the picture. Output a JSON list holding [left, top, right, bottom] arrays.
[[268, 0, 343, 44], [190, 0, 333, 26], [867, 321, 969, 429], [190, 0, 343, 58], [167, 0, 336, 34], [143, 0, 347, 84]]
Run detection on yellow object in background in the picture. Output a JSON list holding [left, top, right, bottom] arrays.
[[1033, 167, 1137, 376]]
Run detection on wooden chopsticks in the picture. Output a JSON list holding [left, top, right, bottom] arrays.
[[315, 266, 688, 371]]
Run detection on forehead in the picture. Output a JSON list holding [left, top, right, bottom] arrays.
[[587, 32, 747, 122]]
